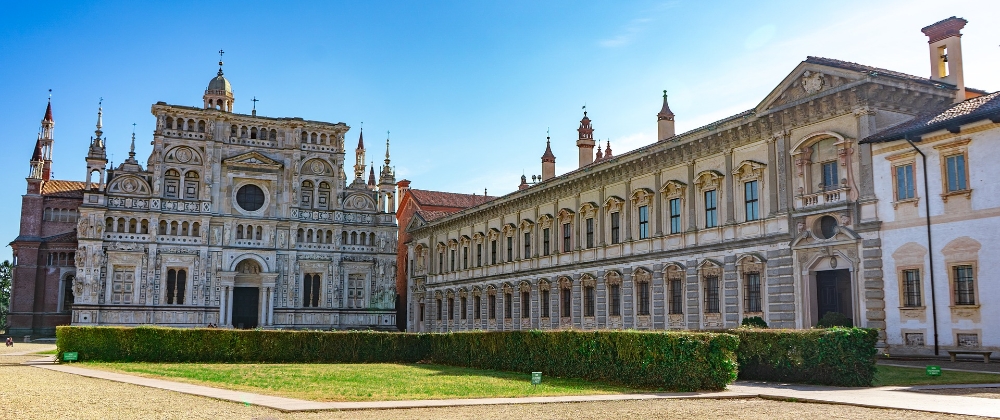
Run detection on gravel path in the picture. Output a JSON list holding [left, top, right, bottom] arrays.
[[1, 360, 989, 419]]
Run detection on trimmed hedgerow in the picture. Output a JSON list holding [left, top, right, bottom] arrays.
[[731, 327, 878, 386], [57, 326, 737, 391]]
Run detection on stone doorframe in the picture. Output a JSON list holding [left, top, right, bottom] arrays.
[[795, 248, 861, 329]]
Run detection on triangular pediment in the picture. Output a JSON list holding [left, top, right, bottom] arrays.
[[222, 151, 283, 168], [757, 61, 865, 114]]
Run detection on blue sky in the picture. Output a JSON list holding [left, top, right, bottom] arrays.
[[1, 1, 997, 261]]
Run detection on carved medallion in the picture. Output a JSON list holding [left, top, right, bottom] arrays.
[[176, 148, 193, 163], [801, 71, 825, 94], [310, 161, 325, 174]]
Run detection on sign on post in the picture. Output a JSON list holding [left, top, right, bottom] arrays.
[[531, 371, 542, 386], [62, 352, 78, 362], [926, 365, 942, 376]]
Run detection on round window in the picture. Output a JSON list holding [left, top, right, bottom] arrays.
[[236, 184, 265, 211], [819, 215, 838, 239]]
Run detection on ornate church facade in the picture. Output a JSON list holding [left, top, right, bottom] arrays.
[[404, 18, 987, 351], [9, 59, 398, 336]]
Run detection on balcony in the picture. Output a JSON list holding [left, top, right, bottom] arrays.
[[797, 186, 850, 208]]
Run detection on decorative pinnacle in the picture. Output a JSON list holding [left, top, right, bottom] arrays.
[[94, 98, 104, 139], [384, 135, 391, 166], [217, 49, 225, 76], [129, 123, 136, 158]]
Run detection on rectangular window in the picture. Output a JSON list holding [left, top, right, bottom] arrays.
[[744, 272, 761, 313], [822, 161, 839, 191], [476, 244, 482, 267], [521, 291, 530, 318], [946, 154, 967, 192], [448, 297, 455, 320], [111, 266, 135, 304], [895, 164, 915, 200], [461, 296, 468, 319], [436, 299, 442, 320], [474, 295, 481, 319], [637, 282, 650, 316], [524, 232, 531, 259], [543, 228, 550, 256], [638, 205, 649, 239], [561, 288, 571, 318], [611, 212, 620, 244], [489, 294, 497, 319], [562, 223, 571, 252], [462, 247, 468, 269], [439, 252, 444, 273], [491, 240, 497, 265], [541, 290, 550, 318], [954, 265, 975, 305], [450, 249, 455, 271], [506, 237, 513, 262], [419, 303, 424, 322], [586, 218, 594, 248], [669, 279, 683, 314], [166, 268, 187, 305], [669, 198, 681, 234], [744, 180, 759, 221], [302, 273, 320, 308], [609, 284, 621, 316], [584, 286, 595, 317], [504, 293, 512, 320], [903, 269, 921, 307], [704, 190, 718, 228], [704, 276, 720, 313]]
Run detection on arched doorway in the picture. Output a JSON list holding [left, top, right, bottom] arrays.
[[232, 259, 262, 329]]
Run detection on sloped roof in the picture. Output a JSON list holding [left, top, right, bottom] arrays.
[[804, 56, 988, 95], [861, 91, 1000, 144], [416, 209, 454, 222], [408, 189, 496, 209], [41, 180, 86, 198]]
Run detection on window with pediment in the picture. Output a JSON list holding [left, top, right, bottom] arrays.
[[539, 280, 551, 318], [556, 209, 574, 252], [605, 271, 622, 317], [631, 189, 654, 240], [634, 269, 652, 316], [661, 181, 686, 235], [581, 274, 596, 318], [792, 134, 852, 197], [605, 197, 624, 244], [737, 255, 764, 314], [665, 265, 684, 314], [700, 261, 723, 314], [733, 161, 766, 222], [519, 282, 531, 319], [579, 203, 598, 249], [695, 171, 723, 228], [559, 277, 573, 321]]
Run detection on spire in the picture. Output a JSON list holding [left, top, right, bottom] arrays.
[[605, 140, 613, 158], [217, 49, 225, 76], [43, 96, 53, 123], [384, 132, 391, 167], [357, 125, 365, 150], [595, 142, 604, 161], [353, 125, 366, 181], [94, 98, 104, 141], [31, 138, 43, 161], [541, 136, 555, 162], [367, 163, 376, 188], [657, 90, 674, 120]]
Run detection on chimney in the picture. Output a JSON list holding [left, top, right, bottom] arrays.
[[518, 175, 529, 191], [921, 17, 967, 103]]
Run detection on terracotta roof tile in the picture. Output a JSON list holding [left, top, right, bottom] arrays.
[[416, 209, 454, 222], [409, 189, 496, 209], [861, 91, 1000, 144], [41, 180, 86, 198]]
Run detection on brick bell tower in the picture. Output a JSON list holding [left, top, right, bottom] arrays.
[[576, 108, 595, 168]]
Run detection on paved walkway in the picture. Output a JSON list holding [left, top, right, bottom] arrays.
[[28, 360, 1000, 417], [880, 358, 1000, 374]]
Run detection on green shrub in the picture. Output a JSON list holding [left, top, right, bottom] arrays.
[[740, 316, 768, 328], [816, 312, 853, 328], [731, 327, 878, 386], [56, 326, 738, 391]]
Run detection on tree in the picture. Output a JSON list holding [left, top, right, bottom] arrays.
[[0, 260, 11, 332]]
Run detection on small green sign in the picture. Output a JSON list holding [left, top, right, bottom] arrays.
[[531, 371, 542, 386], [63, 352, 78, 362], [926, 365, 941, 376]]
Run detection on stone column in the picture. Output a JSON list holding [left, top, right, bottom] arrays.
[[226, 286, 234, 327], [219, 286, 227, 326], [686, 161, 697, 231], [767, 136, 780, 216], [854, 107, 877, 200], [686, 260, 700, 329], [653, 172, 663, 236], [724, 149, 736, 224]]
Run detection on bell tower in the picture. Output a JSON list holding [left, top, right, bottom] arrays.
[[85, 101, 108, 191], [922, 17, 967, 103], [203, 50, 235, 111], [576, 108, 595, 168]]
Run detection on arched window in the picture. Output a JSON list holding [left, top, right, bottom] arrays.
[[351, 232, 358, 245], [170, 221, 178, 236], [191, 222, 199, 237], [301, 131, 308, 143], [165, 117, 174, 130], [129, 218, 138, 233], [341, 231, 348, 245], [158, 220, 167, 235], [325, 230, 332, 243], [184, 171, 199, 200], [187, 119, 195, 132], [269, 129, 277, 140], [300, 181, 313, 207], [43, 208, 52, 221], [311, 132, 318, 144], [296, 228, 304, 243], [116, 218, 126, 232], [106, 217, 115, 233], [164, 169, 181, 198], [198, 120, 206, 132], [140, 220, 149, 234], [250, 127, 258, 139], [181, 221, 190, 236], [62, 274, 75, 312], [255, 226, 262, 241], [303, 273, 321, 308]]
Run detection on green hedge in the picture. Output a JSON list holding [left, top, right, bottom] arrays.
[[57, 326, 737, 391], [731, 327, 878, 386]]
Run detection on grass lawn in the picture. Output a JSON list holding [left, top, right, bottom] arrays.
[[82, 362, 641, 402], [874, 365, 1000, 386]]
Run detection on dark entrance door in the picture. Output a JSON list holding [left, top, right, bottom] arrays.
[[816, 269, 852, 325], [232, 287, 259, 329]]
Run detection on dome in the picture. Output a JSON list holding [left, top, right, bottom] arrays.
[[207, 74, 231, 93]]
